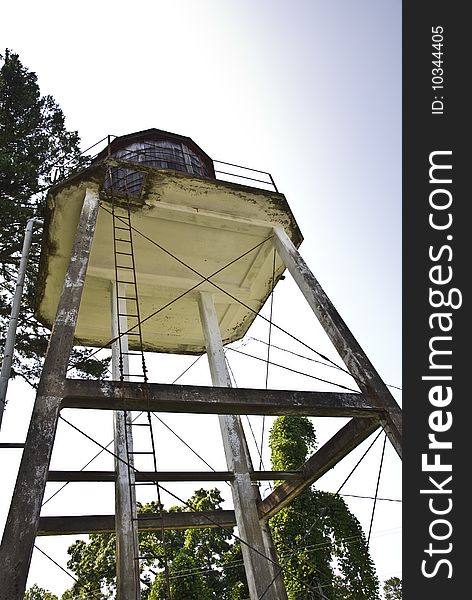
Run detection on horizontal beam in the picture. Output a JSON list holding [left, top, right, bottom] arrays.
[[0, 443, 25, 449], [47, 470, 303, 483], [62, 379, 382, 418], [42, 421, 379, 532], [37, 510, 236, 535], [258, 417, 380, 520]]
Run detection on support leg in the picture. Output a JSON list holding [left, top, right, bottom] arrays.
[[0, 189, 100, 600], [198, 291, 285, 600], [272, 227, 402, 457], [111, 284, 140, 600]]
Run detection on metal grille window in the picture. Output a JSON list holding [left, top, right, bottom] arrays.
[[104, 139, 211, 196]]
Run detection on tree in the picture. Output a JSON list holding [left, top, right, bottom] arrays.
[[149, 550, 213, 600], [63, 490, 248, 600], [62, 532, 116, 599], [383, 576, 402, 599], [268, 416, 380, 599], [24, 584, 58, 600], [0, 49, 108, 390], [62, 417, 380, 599]]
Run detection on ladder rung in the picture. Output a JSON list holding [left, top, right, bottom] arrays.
[[114, 225, 130, 230], [129, 451, 154, 455], [118, 312, 139, 317], [132, 423, 152, 427], [115, 251, 133, 256], [116, 279, 135, 284], [116, 238, 132, 243], [117, 296, 138, 301]]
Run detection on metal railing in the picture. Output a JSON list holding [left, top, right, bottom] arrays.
[[213, 159, 278, 192], [55, 135, 280, 194]]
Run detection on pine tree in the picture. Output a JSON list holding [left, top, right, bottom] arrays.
[[0, 49, 108, 390]]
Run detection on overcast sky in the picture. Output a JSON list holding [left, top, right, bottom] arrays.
[[1, 1, 401, 595]]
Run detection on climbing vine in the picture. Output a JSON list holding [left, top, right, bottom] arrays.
[[269, 416, 380, 599]]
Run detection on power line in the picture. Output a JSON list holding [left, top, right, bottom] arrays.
[[33, 544, 105, 600], [149, 525, 402, 586], [44, 358, 208, 507], [34, 544, 78, 583], [227, 346, 358, 392], [248, 337, 345, 372], [56, 414, 323, 597], [367, 433, 387, 546], [151, 412, 217, 475], [340, 493, 401, 503], [247, 336, 402, 392]]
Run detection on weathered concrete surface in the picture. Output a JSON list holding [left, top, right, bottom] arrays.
[[37, 510, 237, 535], [36, 165, 303, 354], [46, 470, 302, 482], [198, 291, 286, 600], [62, 379, 383, 417], [272, 227, 402, 458], [0, 188, 100, 600]]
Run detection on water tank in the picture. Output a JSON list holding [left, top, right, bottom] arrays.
[[93, 128, 215, 196]]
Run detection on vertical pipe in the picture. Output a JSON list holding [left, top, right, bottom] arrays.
[[0, 218, 43, 430]]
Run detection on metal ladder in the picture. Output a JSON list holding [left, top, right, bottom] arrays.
[[111, 197, 172, 597]]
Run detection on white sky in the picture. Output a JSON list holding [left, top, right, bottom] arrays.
[[1, 0, 401, 596]]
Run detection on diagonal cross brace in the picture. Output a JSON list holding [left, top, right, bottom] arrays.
[[272, 227, 402, 457]]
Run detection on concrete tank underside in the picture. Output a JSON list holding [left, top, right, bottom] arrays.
[[36, 160, 303, 354]]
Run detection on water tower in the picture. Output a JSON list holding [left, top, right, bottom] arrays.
[[0, 128, 402, 599]]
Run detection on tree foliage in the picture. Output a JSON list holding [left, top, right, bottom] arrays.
[[24, 584, 58, 600], [383, 576, 402, 599], [60, 416, 380, 599], [0, 49, 108, 388], [269, 416, 380, 599], [63, 489, 248, 600]]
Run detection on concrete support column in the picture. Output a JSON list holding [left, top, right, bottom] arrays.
[[198, 291, 284, 600], [111, 284, 140, 600], [0, 188, 100, 600], [272, 226, 402, 457]]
